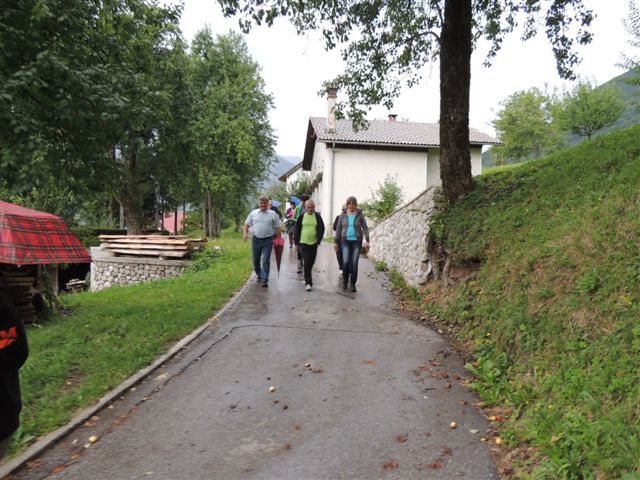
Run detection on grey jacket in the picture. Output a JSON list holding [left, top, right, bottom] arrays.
[[334, 209, 370, 243]]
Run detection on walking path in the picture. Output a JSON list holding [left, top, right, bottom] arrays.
[[5, 243, 497, 479]]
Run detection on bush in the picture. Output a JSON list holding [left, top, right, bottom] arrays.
[[360, 174, 405, 222], [187, 245, 223, 273]]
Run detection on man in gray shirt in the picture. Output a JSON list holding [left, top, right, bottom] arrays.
[[243, 196, 282, 287]]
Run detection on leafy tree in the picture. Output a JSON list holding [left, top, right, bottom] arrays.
[[101, 1, 183, 233], [621, 0, 640, 85], [0, 0, 183, 232], [492, 88, 563, 163], [218, 0, 594, 204], [288, 174, 313, 198], [555, 80, 625, 140], [265, 182, 289, 204], [188, 30, 276, 237], [360, 174, 405, 222]]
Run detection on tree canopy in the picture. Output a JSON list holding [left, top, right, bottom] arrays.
[[1, 1, 276, 236], [555, 80, 625, 141], [621, 0, 640, 85], [492, 88, 563, 163], [218, 0, 594, 203]]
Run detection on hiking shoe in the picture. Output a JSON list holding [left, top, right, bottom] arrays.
[[305, 284, 312, 291], [350, 284, 357, 292], [261, 280, 268, 287]]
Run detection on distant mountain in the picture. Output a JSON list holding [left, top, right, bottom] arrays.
[[261, 155, 301, 190], [483, 70, 640, 167]]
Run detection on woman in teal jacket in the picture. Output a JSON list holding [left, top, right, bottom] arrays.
[[334, 196, 370, 292]]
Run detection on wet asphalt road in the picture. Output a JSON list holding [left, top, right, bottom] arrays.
[[5, 243, 498, 480]]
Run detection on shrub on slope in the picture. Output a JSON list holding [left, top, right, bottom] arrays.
[[431, 126, 640, 478]]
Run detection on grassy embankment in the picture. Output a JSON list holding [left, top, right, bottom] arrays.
[[7, 230, 252, 459], [397, 126, 640, 479]]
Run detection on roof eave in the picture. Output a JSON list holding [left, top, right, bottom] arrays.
[[302, 120, 316, 171], [277, 161, 303, 182]]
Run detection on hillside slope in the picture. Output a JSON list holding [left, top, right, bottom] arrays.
[[483, 70, 639, 167], [426, 126, 640, 478]]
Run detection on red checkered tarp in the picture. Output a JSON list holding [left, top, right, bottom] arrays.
[[0, 201, 91, 265]]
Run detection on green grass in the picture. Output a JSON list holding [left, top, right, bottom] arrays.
[[8, 230, 251, 458], [482, 162, 528, 175], [423, 126, 640, 478]]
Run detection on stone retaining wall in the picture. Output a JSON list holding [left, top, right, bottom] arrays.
[[90, 247, 190, 292], [369, 187, 442, 287]]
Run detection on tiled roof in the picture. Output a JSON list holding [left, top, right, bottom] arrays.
[[278, 161, 302, 182], [309, 117, 500, 147]]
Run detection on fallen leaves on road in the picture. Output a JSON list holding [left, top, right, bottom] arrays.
[[83, 416, 100, 428], [396, 433, 408, 443], [382, 460, 398, 470]]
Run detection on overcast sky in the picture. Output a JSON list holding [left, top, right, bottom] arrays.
[[178, 0, 634, 157]]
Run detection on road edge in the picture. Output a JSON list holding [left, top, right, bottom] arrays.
[[0, 274, 256, 479]]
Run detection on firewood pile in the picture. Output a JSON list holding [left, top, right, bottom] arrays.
[[0, 268, 38, 324], [98, 235, 207, 259]]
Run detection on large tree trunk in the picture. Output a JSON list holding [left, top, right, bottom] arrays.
[[174, 208, 178, 234], [115, 148, 145, 235], [439, 0, 473, 204], [210, 204, 222, 237], [203, 194, 210, 235]]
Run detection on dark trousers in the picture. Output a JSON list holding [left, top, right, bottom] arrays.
[[335, 240, 343, 270], [299, 243, 318, 286], [341, 240, 362, 285], [251, 236, 273, 282], [0, 433, 13, 460]]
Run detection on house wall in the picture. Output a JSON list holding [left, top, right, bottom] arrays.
[[321, 146, 428, 228], [311, 142, 329, 215], [309, 144, 485, 235], [285, 167, 310, 192], [425, 146, 483, 189]]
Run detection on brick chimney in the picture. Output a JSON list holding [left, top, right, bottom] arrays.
[[327, 87, 338, 133], [388, 114, 398, 122]]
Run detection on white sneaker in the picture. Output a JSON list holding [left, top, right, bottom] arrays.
[[305, 284, 312, 291]]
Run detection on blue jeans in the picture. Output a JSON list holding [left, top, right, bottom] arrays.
[[252, 236, 273, 282], [341, 240, 362, 285]]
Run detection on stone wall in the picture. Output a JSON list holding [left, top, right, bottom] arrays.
[[369, 187, 442, 287], [90, 247, 190, 292]]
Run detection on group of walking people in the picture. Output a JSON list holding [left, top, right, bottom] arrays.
[[243, 195, 370, 292]]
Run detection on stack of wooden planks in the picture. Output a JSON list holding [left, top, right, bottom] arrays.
[[98, 235, 206, 259], [0, 268, 38, 324]]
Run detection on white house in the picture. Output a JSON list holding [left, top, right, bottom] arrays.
[[302, 89, 500, 232], [278, 161, 309, 192]]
